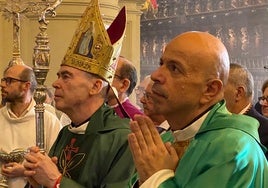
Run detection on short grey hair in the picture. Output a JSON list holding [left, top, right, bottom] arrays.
[[228, 63, 254, 98]]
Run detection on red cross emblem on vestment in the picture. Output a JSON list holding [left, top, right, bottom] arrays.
[[64, 138, 79, 161]]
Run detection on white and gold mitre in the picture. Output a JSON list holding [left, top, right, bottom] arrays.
[[61, 0, 126, 84]]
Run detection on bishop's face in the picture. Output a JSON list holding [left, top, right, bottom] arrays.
[[52, 66, 93, 114]]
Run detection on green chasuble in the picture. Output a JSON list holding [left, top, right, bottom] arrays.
[[49, 104, 135, 188], [130, 101, 268, 188]]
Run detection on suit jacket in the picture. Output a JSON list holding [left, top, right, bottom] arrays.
[[245, 105, 268, 159]]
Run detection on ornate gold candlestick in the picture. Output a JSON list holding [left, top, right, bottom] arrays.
[[32, 0, 62, 151], [0, 1, 62, 187]]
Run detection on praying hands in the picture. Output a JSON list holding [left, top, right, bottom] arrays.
[[128, 115, 179, 184]]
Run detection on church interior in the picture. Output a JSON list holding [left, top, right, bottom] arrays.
[[0, 0, 268, 104]]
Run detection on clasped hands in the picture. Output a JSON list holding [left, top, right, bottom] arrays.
[[23, 146, 61, 188], [128, 115, 179, 184], [1, 162, 24, 178]]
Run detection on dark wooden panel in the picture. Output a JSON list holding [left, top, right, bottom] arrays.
[[140, 0, 268, 102]]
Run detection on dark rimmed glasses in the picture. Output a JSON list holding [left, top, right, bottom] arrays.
[[1, 77, 28, 86], [258, 96, 268, 105]]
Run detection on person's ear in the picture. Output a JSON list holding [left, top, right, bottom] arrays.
[[89, 79, 103, 95], [235, 86, 245, 101], [200, 79, 223, 104], [23, 81, 31, 92], [119, 78, 130, 93]]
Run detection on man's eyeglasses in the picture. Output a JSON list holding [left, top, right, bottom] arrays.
[[1, 77, 28, 86], [258, 96, 268, 105], [135, 87, 144, 95], [143, 91, 153, 101]]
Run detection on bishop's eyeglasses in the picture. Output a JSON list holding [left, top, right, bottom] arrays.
[[258, 96, 268, 105], [1, 77, 28, 86]]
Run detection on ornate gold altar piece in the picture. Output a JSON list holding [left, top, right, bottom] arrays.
[[0, 149, 26, 187], [0, 1, 62, 187]]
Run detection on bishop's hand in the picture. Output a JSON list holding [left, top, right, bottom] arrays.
[[23, 146, 61, 188]]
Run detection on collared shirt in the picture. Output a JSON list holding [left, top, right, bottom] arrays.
[[68, 122, 89, 134], [158, 120, 170, 131], [239, 103, 251, 115], [156, 120, 170, 134]]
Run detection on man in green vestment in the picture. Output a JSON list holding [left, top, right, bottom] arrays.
[[23, 0, 135, 187], [128, 31, 268, 187]]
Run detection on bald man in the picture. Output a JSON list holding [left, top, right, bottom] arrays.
[[135, 75, 151, 109], [0, 64, 62, 188], [140, 78, 169, 134], [128, 31, 268, 187]]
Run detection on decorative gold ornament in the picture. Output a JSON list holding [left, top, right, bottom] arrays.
[[62, 0, 126, 84], [0, 149, 26, 187]]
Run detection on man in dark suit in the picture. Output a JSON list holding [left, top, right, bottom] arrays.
[[224, 63, 268, 159]]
